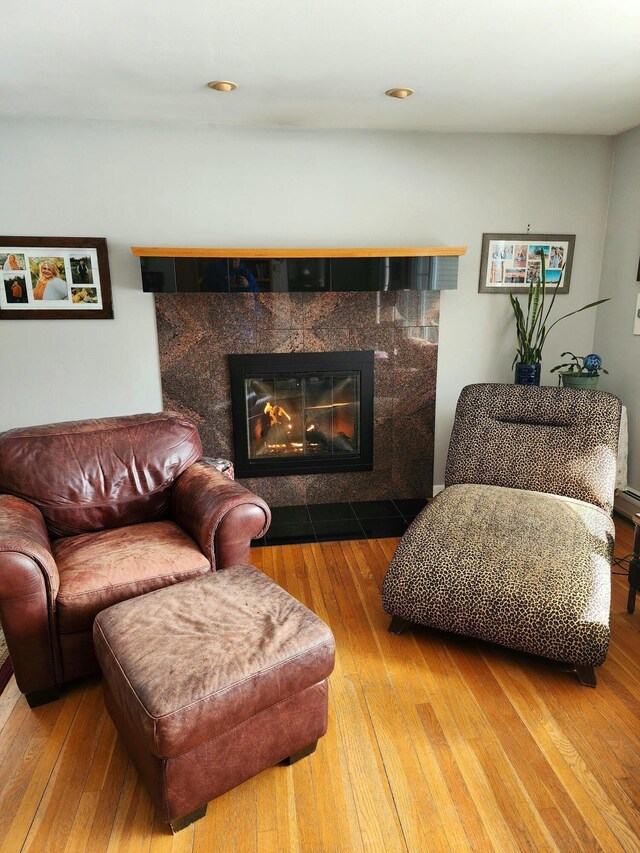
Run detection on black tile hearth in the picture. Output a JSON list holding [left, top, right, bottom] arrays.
[[313, 518, 366, 542], [350, 499, 401, 519], [307, 502, 356, 522], [251, 500, 420, 546], [358, 516, 408, 539], [392, 498, 428, 521], [265, 521, 316, 545], [270, 505, 311, 525]]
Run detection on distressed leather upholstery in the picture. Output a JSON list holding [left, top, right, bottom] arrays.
[[94, 565, 335, 826], [54, 521, 211, 633], [383, 383, 621, 680], [0, 412, 271, 700], [0, 412, 203, 537]]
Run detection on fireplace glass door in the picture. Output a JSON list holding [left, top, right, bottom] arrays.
[[246, 371, 360, 461], [229, 352, 374, 477]]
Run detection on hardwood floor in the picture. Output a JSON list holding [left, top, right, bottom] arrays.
[[0, 518, 639, 852]]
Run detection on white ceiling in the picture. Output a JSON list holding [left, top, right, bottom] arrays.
[[2, 0, 640, 135]]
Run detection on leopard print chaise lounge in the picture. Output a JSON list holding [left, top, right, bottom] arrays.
[[382, 383, 622, 685]]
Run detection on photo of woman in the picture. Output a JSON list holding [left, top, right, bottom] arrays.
[[549, 246, 565, 268], [3, 274, 28, 304], [31, 258, 68, 301], [1, 253, 25, 272], [513, 245, 528, 268]]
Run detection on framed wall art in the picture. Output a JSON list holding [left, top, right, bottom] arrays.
[[478, 233, 575, 294], [0, 236, 113, 320]]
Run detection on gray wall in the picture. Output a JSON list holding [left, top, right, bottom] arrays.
[[594, 125, 640, 491], [0, 118, 614, 486]]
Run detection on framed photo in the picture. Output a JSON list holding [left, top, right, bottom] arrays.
[[478, 233, 575, 294], [0, 236, 113, 319]]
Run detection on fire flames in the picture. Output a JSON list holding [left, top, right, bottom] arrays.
[[264, 402, 291, 426], [256, 397, 354, 457]]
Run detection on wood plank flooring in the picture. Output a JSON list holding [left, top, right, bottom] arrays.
[[0, 518, 638, 852]]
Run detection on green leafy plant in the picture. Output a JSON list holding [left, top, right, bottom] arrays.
[[550, 352, 608, 376], [509, 250, 610, 367]]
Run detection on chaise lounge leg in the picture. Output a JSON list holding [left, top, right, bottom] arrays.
[[170, 804, 207, 833], [281, 740, 318, 765], [388, 615, 409, 635], [575, 666, 597, 688], [26, 685, 61, 708]]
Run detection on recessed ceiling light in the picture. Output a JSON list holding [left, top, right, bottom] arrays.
[[207, 81, 238, 92], [385, 88, 414, 99]]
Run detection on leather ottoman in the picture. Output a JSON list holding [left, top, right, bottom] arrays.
[[93, 564, 335, 832]]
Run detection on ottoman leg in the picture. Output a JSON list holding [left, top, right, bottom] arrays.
[[170, 804, 207, 834], [575, 665, 597, 688], [281, 740, 318, 765]]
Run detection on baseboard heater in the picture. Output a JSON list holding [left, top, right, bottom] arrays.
[[614, 489, 640, 520]]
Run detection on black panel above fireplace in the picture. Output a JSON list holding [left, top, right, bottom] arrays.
[[140, 255, 459, 293], [229, 351, 374, 477]]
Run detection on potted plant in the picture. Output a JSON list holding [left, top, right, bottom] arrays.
[[510, 250, 610, 385], [550, 352, 608, 389]]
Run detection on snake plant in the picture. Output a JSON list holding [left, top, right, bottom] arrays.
[[510, 249, 609, 367]]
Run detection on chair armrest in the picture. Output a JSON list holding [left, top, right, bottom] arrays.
[[0, 495, 60, 694], [0, 495, 59, 600], [171, 462, 271, 570]]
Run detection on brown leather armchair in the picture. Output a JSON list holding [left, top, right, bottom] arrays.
[[0, 411, 271, 707]]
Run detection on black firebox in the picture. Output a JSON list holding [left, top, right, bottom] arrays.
[[229, 351, 374, 477]]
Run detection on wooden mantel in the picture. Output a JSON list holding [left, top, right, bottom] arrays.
[[131, 246, 467, 259]]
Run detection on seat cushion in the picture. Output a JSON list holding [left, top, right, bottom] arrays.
[[93, 565, 335, 758], [382, 483, 615, 667], [54, 520, 210, 633]]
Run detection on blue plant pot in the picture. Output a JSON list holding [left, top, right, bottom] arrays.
[[514, 363, 541, 386]]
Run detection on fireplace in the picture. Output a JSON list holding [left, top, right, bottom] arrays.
[[156, 291, 439, 505], [229, 351, 374, 477]]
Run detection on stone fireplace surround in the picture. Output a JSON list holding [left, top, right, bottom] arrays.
[[155, 290, 438, 507]]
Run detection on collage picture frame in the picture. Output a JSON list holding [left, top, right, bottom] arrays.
[[0, 236, 113, 320], [478, 233, 575, 295]]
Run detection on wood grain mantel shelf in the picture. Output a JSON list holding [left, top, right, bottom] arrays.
[[131, 246, 467, 258]]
